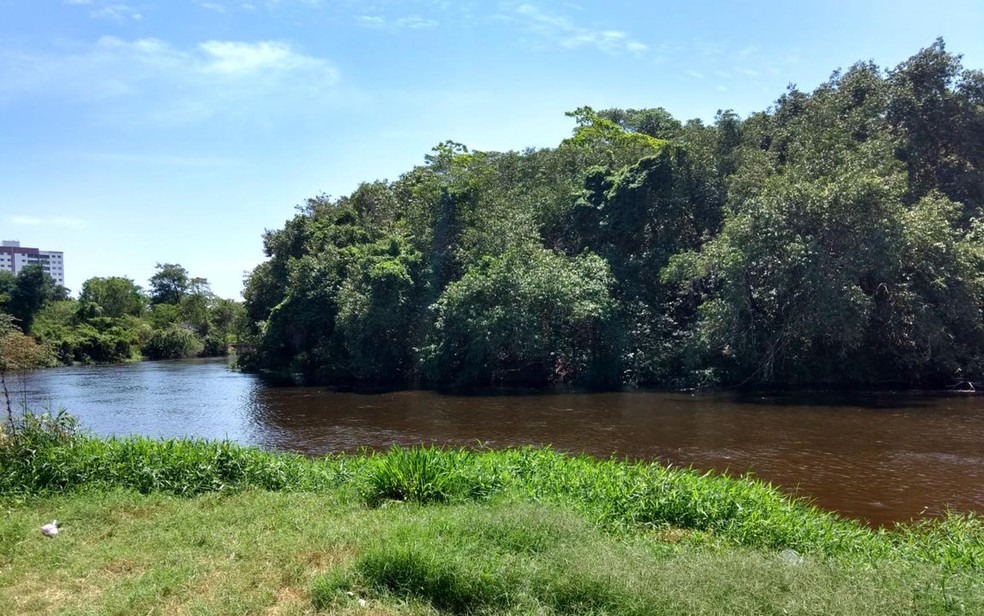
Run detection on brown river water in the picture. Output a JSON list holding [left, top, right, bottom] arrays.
[[16, 358, 984, 526]]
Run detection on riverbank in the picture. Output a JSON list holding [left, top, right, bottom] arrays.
[[1, 415, 983, 614]]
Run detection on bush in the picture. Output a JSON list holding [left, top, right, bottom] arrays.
[[420, 246, 618, 387], [362, 445, 467, 505], [143, 325, 204, 360]]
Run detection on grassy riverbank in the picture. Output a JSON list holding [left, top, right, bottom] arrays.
[[2, 414, 983, 614]]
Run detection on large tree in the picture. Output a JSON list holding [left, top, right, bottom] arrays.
[[79, 276, 146, 319], [6, 265, 57, 333], [149, 263, 190, 305]]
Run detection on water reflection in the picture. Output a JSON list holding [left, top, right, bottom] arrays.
[[18, 359, 984, 526]]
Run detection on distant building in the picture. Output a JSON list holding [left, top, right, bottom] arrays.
[[0, 241, 65, 286]]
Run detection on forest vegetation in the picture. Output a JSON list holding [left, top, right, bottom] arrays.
[[0, 262, 246, 366], [241, 40, 984, 389]]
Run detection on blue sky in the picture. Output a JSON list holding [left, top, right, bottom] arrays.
[[2, 0, 982, 299]]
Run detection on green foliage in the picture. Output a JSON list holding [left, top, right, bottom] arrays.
[[241, 41, 984, 389], [4, 265, 58, 333], [362, 445, 465, 505], [33, 302, 145, 363], [0, 271, 15, 308], [142, 324, 204, 360], [421, 246, 617, 386], [1, 409, 77, 452], [563, 105, 667, 163], [78, 276, 146, 318], [598, 105, 684, 139], [0, 416, 332, 496], [27, 263, 239, 365], [148, 262, 190, 305], [335, 236, 424, 382]]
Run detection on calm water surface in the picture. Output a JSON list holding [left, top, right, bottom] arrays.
[[16, 358, 984, 526]]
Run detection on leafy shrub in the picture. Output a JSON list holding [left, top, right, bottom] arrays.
[[362, 445, 466, 505], [143, 325, 204, 360], [420, 245, 618, 387]]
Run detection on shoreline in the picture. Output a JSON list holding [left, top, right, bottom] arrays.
[[2, 422, 983, 614]]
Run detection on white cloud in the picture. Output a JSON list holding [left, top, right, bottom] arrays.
[[65, 0, 143, 21], [511, 3, 647, 55], [395, 16, 438, 29], [357, 15, 386, 27], [357, 14, 438, 30], [197, 0, 332, 11], [201, 41, 302, 74], [91, 4, 143, 21], [0, 38, 341, 124], [11, 216, 85, 227]]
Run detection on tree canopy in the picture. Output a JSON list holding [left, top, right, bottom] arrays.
[[241, 40, 984, 389]]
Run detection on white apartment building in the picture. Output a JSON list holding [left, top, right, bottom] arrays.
[[0, 241, 65, 286]]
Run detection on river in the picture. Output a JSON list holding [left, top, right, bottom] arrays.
[[12, 358, 984, 526]]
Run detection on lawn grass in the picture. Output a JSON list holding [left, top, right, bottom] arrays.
[[2, 492, 982, 615], [1, 413, 983, 614]]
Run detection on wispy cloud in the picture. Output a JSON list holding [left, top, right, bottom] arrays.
[[65, 0, 143, 21], [199, 0, 322, 10], [0, 38, 342, 124], [11, 216, 86, 227], [199, 40, 324, 74], [356, 14, 439, 30], [509, 3, 647, 55], [92, 4, 143, 21], [197, 1, 226, 12], [678, 41, 799, 84]]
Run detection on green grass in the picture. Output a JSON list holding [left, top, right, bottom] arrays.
[[2, 492, 981, 615], [1, 412, 983, 614], [319, 502, 984, 615]]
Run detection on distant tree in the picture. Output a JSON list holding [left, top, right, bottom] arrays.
[[149, 303, 182, 330], [7, 265, 57, 333], [0, 271, 15, 310], [598, 107, 683, 140], [79, 276, 147, 318], [149, 263, 190, 305], [181, 277, 214, 337]]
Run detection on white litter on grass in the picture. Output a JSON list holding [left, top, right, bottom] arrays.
[[346, 591, 367, 607], [41, 520, 59, 537]]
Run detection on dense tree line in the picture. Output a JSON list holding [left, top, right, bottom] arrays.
[[0, 263, 246, 364], [242, 41, 984, 389]]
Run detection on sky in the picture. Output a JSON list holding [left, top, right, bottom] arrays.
[[1, 1, 983, 299]]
